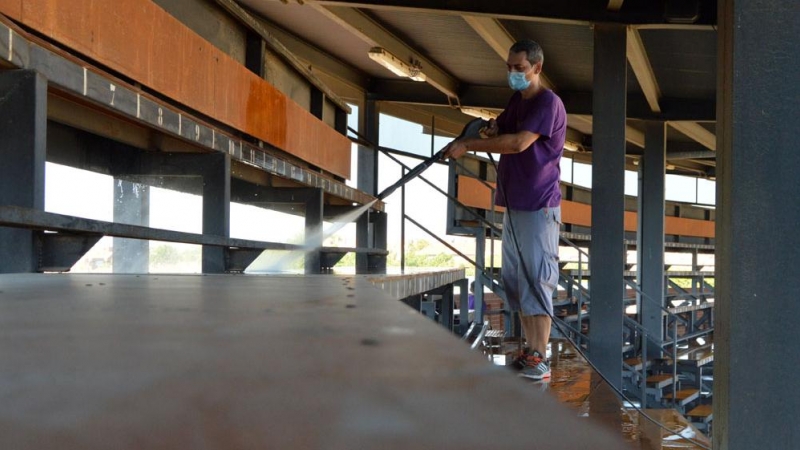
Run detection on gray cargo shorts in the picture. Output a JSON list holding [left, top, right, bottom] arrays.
[[501, 207, 561, 317]]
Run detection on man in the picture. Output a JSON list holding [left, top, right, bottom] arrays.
[[444, 39, 566, 380]]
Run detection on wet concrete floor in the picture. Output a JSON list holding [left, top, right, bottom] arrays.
[[499, 339, 712, 450]]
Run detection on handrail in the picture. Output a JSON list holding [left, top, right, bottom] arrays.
[[347, 131, 502, 236]]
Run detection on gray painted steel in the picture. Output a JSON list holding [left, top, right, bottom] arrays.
[[202, 153, 231, 274], [589, 24, 627, 390], [356, 99, 379, 273], [113, 180, 150, 274], [39, 234, 102, 273], [715, 1, 800, 448], [637, 122, 667, 356], [0, 272, 629, 449], [0, 70, 46, 273], [304, 188, 324, 274]]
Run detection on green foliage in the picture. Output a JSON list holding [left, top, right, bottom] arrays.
[[150, 244, 201, 266], [334, 252, 356, 268], [387, 239, 456, 268]]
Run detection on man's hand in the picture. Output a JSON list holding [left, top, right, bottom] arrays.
[[443, 140, 469, 160], [481, 118, 499, 138]]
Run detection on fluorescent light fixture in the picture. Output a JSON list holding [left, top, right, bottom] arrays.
[[368, 47, 426, 82], [563, 140, 581, 152], [460, 107, 497, 120]]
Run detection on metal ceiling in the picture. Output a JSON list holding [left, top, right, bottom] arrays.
[[235, 0, 718, 176]]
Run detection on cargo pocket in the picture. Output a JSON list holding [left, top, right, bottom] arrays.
[[538, 252, 559, 294]]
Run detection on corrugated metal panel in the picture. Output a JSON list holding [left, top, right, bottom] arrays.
[[369, 9, 504, 86], [640, 29, 716, 100]]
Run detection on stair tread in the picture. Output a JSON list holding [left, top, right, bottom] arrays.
[[686, 404, 713, 418], [646, 374, 674, 383], [663, 389, 700, 400]]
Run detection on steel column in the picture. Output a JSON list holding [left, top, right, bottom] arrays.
[[637, 122, 666, 356], [304, 188, 324, 274], [371, 211, 388, 274], [113, 180, 150, 273], [245, 31, 266, 78], [589, 24, 627, 390], [0, 70, 46, 273], [310, 88, 324, 119], [356, 98, 379, 273], [715, 1, 800, 448], [201, 153, 231, 274], [474, 231, 485, 325]]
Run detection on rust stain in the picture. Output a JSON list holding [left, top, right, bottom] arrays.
[[11, 0, 350, 179], [457, 179, 715, 238], [0, 0, 22, 20]]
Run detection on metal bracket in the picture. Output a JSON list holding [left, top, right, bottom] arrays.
[[36, 232, 102, 272], [224, 248, 265, 273]]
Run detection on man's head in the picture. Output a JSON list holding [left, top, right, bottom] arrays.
[[506, 39, 544, 92]]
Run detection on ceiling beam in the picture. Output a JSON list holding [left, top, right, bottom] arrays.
[[309, 4, 460, 98], [570, 114, 645, 148], [310, 0, 717, 27], [369, 79, 716, 121], [669, 121, 716, 151], [462, 15, 555, 90], [626, 26, 661, 113], [249, 12, 370, 90]]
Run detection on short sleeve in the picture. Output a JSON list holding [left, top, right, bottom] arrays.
[[518, 92, 559, 140]]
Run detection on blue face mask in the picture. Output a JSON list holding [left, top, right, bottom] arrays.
[[508, 71, 531, 91]]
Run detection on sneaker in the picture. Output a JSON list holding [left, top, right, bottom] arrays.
[[510, 349, 531, 370], [519, 351, 551, 380]]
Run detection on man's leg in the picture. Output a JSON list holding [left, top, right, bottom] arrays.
[[521, 314, 551, 357]]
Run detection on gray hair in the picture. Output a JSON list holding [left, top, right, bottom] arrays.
[[510, 39, 544, 66]]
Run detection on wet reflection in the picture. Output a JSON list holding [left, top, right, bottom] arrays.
[[496, 338, 712, 449]]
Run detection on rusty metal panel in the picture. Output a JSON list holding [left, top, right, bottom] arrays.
[[15, 0, 348, 180], [562, 199, 593, 227], [22, 0, 96, 57], [0, 0, 21, 20], [665, 215, 715, 238], [456, 175, 503, 211], [285, 100, 351, 179], [94, 0, 152, 88]]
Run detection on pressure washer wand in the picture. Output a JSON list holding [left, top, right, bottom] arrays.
[[376, 149, 445, 200], [375, 118, 487, 201]]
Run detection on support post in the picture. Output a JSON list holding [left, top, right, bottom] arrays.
[[356, 98, 379, 273], [245, 31, 266, 78], [589, 24, 627, 390], [371, 210, 387, 274], [113, 180, 150, 273], [715, 1, 800, 448], [201, 153, 230, 274], [0, 70, 47, 273], [474, 231, 485, 325], [304, 188, 323, 274], [637, 121, 666, 356], [310, 88, 324, 120]]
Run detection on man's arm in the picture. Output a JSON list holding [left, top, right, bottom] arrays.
[[443, 130, 540, 160]]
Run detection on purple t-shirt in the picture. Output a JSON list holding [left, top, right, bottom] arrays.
[[495, 89, 566, 211]]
